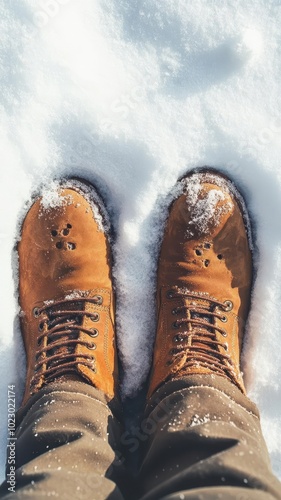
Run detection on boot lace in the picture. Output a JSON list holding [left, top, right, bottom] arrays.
[[166, 289, 237, 384], [31, 296, 102, 390]]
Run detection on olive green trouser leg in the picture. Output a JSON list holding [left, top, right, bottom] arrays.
[[0, 380, 126, 500], [137, 375, 281, 500], [1, 376, 281, 499]]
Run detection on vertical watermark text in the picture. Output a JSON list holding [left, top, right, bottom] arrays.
[[6, 385, 16, 493]]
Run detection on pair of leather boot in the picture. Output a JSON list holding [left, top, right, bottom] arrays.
[[18, 170, 252, 406]]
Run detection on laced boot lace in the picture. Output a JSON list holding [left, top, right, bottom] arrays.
[[166, 289, 239, 385], [31, 295, 103, 390]]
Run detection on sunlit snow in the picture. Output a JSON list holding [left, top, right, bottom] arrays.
[[0, 0, 281, 481]]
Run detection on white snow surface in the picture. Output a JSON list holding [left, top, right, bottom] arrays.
[[1, 0, 281, 481]]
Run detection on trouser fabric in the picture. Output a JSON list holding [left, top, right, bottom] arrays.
[[0, 375, 281, 499]]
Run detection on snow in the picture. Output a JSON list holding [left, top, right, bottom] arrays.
[[1, 0, 281, 482], [182, 173, 234, 236], [40, 182, 74, 211]]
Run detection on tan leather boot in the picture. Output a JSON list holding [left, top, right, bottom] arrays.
[[18, 180, 118, 406], [147, 170, 252, 399]]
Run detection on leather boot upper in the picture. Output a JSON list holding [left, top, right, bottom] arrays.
[[18, 181, 118, 405], [147, 170, 252, 399]]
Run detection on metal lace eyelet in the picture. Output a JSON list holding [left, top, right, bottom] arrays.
[[166, 290, 174, 299], [166, 359, 173, 366], [90, 313, 100, 322], [220, 315, 228, 323], [91, 359, 97, 373], [38, 321, 45, 332], [172, 308, 179, 315], [172, 321, 179, 329], [88, 343, 96, 350], [169, 348, 178, 355], [224, 342, 228, 351], [94, 295, 103, 305], [221, 330, 227, 337], [89, 329, 99, 338], [223, 300, 233, 312], [33, 307, 41, 318], [173, 334, 184, 343]]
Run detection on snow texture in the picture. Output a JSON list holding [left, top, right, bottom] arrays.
[[1, 0, 281, 482], [181, 172, 234, 236]]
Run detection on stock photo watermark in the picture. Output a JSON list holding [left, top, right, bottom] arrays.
[[225, 116, 281, 176], [33, 0, 72, 28], [6, 385, 16, 493]]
